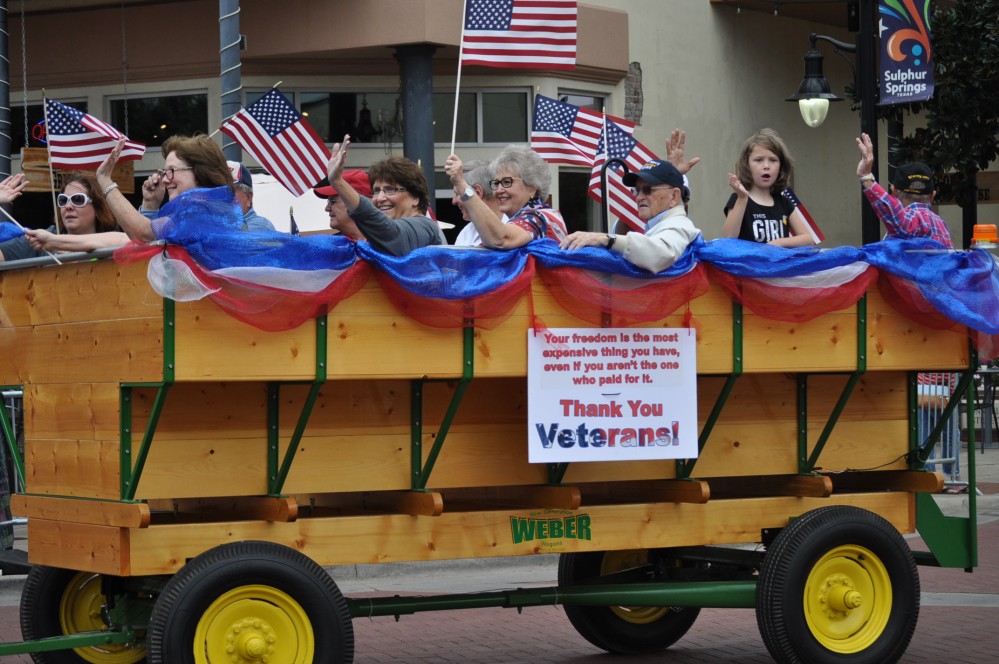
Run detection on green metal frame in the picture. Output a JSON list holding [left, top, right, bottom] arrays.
[[411, 325, 475, 490], [912, 344, 979, 570], [268, 316, 328, 496], [678, 302, 743, 479], [0, 385, 25, 487], [119, 298, 176, 501], [0, 630, 138, 656]]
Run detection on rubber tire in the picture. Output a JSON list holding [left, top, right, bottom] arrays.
[[756, 506, 919, 664], [19, 566, 146, 664], [558, 550, 700, 655], [146, 541, 353, 664]]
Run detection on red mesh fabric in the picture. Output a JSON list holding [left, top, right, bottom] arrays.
[[708, 264, 878, 323], [371, 256, 537, 329], [537, 263, 710, 326]]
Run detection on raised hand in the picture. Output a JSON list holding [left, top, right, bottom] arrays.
[[0, 173, 28, 205], [856, 133, 875, 178], [327, 135, 351, 183], [727, 172, 748, 198], [666, 129, 700, 175]]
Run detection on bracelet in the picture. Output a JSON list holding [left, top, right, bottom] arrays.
[[859, 173, 875, 184], [102, 182, 119, 197]]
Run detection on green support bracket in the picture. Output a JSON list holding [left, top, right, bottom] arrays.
[[118, 293, 178, 501], [796, 374, 809, 473], [268, 316, 328, 496], [679, 302, 742, 479], [415, 325, 475, 490], [914, 366, 977, 466], [0, 386, 25, 487], [805, 373, 862, 473], [547, 462, 569, 485]]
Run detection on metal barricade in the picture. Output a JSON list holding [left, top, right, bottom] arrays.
[[0, 389, 25, 550], [918, 372, 963, 488]]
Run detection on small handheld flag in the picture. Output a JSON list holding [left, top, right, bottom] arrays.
[[782, 187, 825, 244], [44, 98, 145, 170]]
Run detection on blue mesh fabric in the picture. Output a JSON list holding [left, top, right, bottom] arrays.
[[531, 236, 704, 278], [0, 223, 23, 243]]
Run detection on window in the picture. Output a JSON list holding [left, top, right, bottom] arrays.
[[108, 93, 209, 148], [247, 88, 529, 147], [560, 92, 604, 114], [559, 171, 600, 234], [11, 101, 88, 154]]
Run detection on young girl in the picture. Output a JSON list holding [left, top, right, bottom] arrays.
[[722, 128, 817, 247]]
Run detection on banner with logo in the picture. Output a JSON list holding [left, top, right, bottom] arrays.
[[879, 0, 935, 105]]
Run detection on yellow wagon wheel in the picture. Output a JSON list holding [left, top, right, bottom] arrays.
[[757, 506, 919, 664], [146, 541, 353, 664], [558, 549, 699, 655], [19, 566, 146, 664]]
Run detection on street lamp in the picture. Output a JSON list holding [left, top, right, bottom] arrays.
[[786, 0, 880, 245], [785, 34, 847, 128]]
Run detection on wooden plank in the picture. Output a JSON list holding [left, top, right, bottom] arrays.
[[503, 485, 581, 510], [121, 493, 913, 575], [146, 497, 299, 523], [0, 258, 154, 327], [173, 300, 319, 381], [743, 313, 859, 372], [707, 474, 833, 498], [22, 147, 135, 194], [9, 318, 163, 384], [26, 439, 120, 499], [12, 494, 150, 528], [830, 471, 944, 494], [580, 479, 710, 504], [27, 519, 128, 575], [26, 383, 121, 441], [355, 491, 444, 517]]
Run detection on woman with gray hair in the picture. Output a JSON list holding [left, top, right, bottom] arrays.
[[444, 145, 567, 250]]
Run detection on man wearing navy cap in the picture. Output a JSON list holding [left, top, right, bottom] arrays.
[[855, 133, 952, 247], [228, 161, 276, 232], [560, 160, 701, 273]]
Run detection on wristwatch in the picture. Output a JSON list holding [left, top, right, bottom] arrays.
[[859, 173, 876, 184], [606, 233, 617, 249], [459, 186, 476, 202]]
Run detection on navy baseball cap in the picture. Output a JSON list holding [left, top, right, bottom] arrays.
[[227, 161, 253, 189], [893, 162, 935, 195], [622, 160, 685, 189]]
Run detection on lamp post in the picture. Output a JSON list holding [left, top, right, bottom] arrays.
[[787, 0, 880, 245]]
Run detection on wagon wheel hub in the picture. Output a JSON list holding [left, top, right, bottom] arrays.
[[226, 617, 276, 662], [827, 585, 863, 612]]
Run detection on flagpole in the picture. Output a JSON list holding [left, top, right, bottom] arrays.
[[599, 109, 611, 233], [41, 92, 62, 234], [451, 0, 469, 155], [0, 206, 62, 265]]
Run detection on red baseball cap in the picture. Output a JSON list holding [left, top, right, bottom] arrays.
[[314, 169, 372, 198]]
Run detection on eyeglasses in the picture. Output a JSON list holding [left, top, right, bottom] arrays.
[[325, 196, 341, 206], [56, 193, 92, 208], [630, 184, 674, 197], [489, 177, 522, 191], [157, 166, 195, 180], [371, 185, 408, 197]]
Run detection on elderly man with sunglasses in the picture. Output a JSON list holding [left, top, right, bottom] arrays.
[[561, 160, 701, 273]]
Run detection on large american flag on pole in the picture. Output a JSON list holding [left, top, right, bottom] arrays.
[[530, 94, 602, 166], [44, 98, 145, 169], [219, 88, 331, 197], [588, 116, 657, 233], [461, 0, 577, 69]]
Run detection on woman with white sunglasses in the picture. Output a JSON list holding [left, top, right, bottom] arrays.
[[0, 173, 127, 261]]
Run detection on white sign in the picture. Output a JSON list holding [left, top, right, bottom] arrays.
[[527, 328, 698, 463]]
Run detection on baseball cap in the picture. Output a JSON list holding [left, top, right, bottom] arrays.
[[622, 160, 685, 190], [227, 161, 253, 189], [893, 162, 935, 195], [313, 170, 372, 198]]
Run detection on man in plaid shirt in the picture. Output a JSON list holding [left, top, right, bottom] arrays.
[[855, 133, 953, 247]]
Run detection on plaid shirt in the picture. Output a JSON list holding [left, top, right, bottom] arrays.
[[864, 182, 953, 248]]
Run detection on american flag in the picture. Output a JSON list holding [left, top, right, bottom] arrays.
[[588, 116, 656, 233], [44, 98, 145, 169], [461, 0, 577, 69], [220, 89, 331, 197], [530, 95, 603, 166], [782, 187, 825, 243]]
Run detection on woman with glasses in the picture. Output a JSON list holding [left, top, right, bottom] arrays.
[[0, 173, 127, 261], [444, 145, 567, 249], [96, 134, 237, 242], [324, 135, 446, 256]]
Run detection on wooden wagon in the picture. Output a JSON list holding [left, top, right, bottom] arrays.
[[0, 244, 981, 663]]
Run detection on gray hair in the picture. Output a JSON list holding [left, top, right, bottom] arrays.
[[492, 145, 551, 200], [463, 160, 495, 199], [234, 182, 253, 195]]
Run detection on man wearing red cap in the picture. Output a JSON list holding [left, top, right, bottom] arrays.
[[313, 169, 372, 241]]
